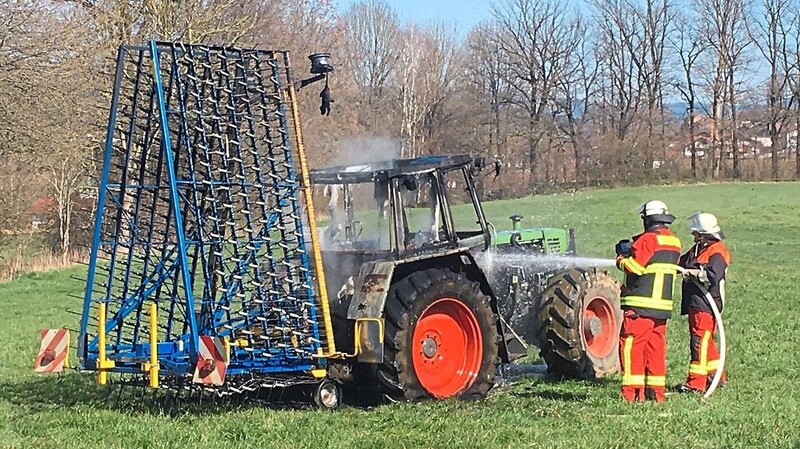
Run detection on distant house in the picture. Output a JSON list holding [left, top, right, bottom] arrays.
[[680, 114, 797, 159], [29, 197, 54, 230]]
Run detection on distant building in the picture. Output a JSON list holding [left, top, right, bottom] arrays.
[[680, 113, 798, 159]]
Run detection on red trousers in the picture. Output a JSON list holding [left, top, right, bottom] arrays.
[[686, 308, 726, 390], [619, 311, 667, 402]]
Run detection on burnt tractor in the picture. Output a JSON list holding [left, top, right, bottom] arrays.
[[311, 155, 622, 401]]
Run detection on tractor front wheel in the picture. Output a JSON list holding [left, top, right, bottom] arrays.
[[377, 269, 499, 401], [537, 268, 622, 379]]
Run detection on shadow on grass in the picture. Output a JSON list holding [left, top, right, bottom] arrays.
[[0, 374, 357, 417], [497, 363, 619, 402], [511, 387, 589, 402], [2, 365, 612, 415]]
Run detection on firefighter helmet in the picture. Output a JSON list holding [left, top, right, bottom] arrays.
[[687, 212, 721, 235], [637, 200, 675, 224]]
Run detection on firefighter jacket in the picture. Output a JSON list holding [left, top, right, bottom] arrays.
[[679, 239, 730, 315], [616, 225, 682, 320]]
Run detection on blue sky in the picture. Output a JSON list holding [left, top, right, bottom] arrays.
[[333, 0, 493, 35]]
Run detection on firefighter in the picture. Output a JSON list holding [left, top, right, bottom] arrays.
[[615, 200, 682, 402], [674, 212, 730, 394]]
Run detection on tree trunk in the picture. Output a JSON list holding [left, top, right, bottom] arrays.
[[796, 114, 800, 178], [729, 69, 740, 179], [771, 125, 780, 180], [689, 103, 697, 179], [528, 113, 537, 190]]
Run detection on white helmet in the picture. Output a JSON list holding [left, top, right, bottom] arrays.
[[687, 212, 721, 235], [638, 200, 669, 217], [637, 200, 675, 224]]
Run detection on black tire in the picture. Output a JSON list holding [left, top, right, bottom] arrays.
[[537, 268, 622, 379], [313, 378, 342, 410], [377, 268, 499, 401]]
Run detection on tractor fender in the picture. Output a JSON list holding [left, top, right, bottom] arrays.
[[347, 260, 397, 321]]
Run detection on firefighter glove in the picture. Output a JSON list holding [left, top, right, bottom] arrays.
[[615, 239, 632, 257], [681, 266, 709, 285]]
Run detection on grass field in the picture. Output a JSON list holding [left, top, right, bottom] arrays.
[[1, 182, 798, 449]]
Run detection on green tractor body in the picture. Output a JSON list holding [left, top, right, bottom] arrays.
[[492, 226, 572, 254]]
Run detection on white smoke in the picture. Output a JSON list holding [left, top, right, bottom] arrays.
[[331, 136, 402, 167]]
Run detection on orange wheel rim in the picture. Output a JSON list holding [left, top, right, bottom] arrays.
[[411, 298, 483, 398], [583, 296, 616, 358]]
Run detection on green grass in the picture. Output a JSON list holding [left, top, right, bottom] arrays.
[[1, 182, 799, 449]]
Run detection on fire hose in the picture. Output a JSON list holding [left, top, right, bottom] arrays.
[[676, 266, 726, 399]]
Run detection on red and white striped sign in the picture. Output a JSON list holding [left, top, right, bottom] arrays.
[[34, 328, 69, 373], [192, 336, 228, 385]]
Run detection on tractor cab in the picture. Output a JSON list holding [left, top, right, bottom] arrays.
[[310, 154, 491, 261]]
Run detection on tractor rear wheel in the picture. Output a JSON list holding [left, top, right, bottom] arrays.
[[537, 268, 621, 379], [377, 268, 499, 401]]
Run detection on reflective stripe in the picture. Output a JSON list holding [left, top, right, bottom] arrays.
[[648, 263, 678, 273], [645, 375, 666, 387], [623, 375, 645, 386], [689, 363, 707, 375], [620, 257, 646, 275], [706, 359, 719, 371], [652, 272, 665, 303], [656, 235, 681, 248], [621, 337, 644, 386], [620, 296, 673, 311], [623, 336, 633, 374], [700, 331, 711, 374]]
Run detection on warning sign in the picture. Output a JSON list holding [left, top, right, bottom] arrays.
[[192, 336, 228, 385], [34, 328, 69, 373]]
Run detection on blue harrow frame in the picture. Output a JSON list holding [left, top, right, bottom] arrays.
[[78, 41, 335, 386]]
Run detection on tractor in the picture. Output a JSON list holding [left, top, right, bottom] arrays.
[[42, 42, 621, 409], [310, 154, 622, 401]]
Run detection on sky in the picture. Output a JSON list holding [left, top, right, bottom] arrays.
[[333, 0, 493, 36]]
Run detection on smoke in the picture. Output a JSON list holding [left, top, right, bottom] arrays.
[[331, 136, 402, 167]]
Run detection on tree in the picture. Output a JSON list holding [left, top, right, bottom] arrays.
[[592, 0, 676, 178], [464, 23, 514, 165], [749, 0, 797, 180], [343, 0, 402, 130], [672, 9, 708, 179], [397, 24, 459, 157], [697, 0, 751, 178], [493, 0, 582, 188], [554, 17, 599, 184]]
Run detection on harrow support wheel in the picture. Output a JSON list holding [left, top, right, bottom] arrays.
[[378, 269, 499, 401], [537, 268, 622, 379], [313, 378, 342, 410]]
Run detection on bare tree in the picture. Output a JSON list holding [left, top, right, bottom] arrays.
[[343, 0, 402, 129], [672, 9, 708, 179], [788, 7, 800, 178], [554, 17, 599, 184], [697, 0, 751, 178], [63, 0, 258, 50], [749, 0, 797, 180], [592, 0, 675, 178], [465, 23, 514, 164], [493, 0, 582, 188]]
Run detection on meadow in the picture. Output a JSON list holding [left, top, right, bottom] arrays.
[[1, 182, 798, 448]]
